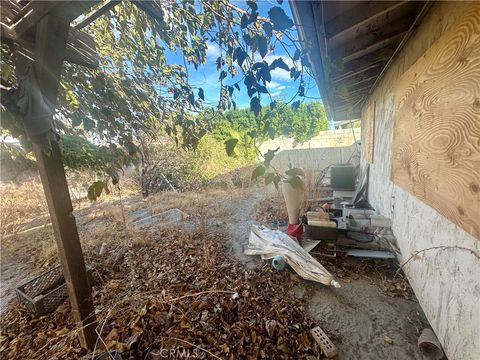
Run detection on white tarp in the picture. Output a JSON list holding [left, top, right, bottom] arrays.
[[245, 225, 340, 287]]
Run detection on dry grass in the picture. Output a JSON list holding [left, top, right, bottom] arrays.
[[134, 188, 252, 221], [1, 186, 255, 271], [0, 180, 48, 236]]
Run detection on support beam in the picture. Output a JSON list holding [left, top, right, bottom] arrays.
[[133, 1, 163, 23], [73, 0, 121, 30], [32, 14, 97, 350]]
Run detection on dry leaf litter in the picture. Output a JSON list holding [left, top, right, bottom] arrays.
[[1, 223, 325, 359]]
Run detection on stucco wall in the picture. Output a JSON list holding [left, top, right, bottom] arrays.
[[259, 129, 360, 171], [361, 2, 480, 359]]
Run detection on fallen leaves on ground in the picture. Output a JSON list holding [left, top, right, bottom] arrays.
[[252, 192, 288, 224], [1, 224, 323, 359]]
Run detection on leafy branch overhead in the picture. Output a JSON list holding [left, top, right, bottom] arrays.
[[251, 147, 306, 191], [1, 0, 314, 154]]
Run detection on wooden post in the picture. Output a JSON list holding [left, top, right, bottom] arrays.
[[31, 14, 97, 349]]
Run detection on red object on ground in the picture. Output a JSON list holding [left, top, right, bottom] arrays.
[[287, 223, 303, 241]]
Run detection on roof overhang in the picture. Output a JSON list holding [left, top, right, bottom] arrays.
[[290, 1, 432, 122]]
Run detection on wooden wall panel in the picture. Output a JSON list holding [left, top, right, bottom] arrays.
[[363, 100, 375, 163], [391, 4, 480, 239]]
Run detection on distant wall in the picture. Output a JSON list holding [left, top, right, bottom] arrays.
[[361, 3, 480, 359], [258, 129, 360, 171]]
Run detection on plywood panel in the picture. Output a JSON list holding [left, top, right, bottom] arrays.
[[391, 4, 480, 240], [363, 100, 375, 163]]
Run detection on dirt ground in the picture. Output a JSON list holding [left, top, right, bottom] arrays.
[[1, 186, 428, 359], [228, 190, 427, 360]]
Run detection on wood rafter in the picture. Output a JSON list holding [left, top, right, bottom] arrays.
[[331, 61, 385, 84], [291, 0, 431, 121], [325, 1, 408, 40], [1, 1, 100, 68], [133, 1, 163, 23], [73, 0, 121, 29], [11, 1, 97, 39], [330, 14, 414, 61]]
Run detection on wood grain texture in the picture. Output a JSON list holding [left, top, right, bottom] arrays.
[[363, 100, 375, 163], [391, 4, 480, 239]]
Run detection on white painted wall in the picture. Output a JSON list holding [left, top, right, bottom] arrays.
[[361, 3, 480, 359]]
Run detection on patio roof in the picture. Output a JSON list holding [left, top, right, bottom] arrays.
[[290, 1, 432, 122]]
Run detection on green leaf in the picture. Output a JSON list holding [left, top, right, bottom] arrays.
[[285, 167, 305, 177], [257, 65, 272, 83], [219, 70, 227, 80], [233, 47, 248, 67], [268, 7, 293, 31], [285, 175, 306, 191], [262, 22, 273, 37], [250, 96, 261, 116], [87, 180, 107, 201], [256, 85, 268, 94], [258, 35, 268, 58], [188, 92, 195, 106], [224, 138, 238, 156], [198, 88, 205, 100], [247, 1, 258, 11], [269, 57, 289, 71], [273, 175, 281, 190], [265, 172, 275, 185], [241, 14, 248, 29], [293, 49, 301, 61], [243, 33, 253, 46], [299, 83, 305, 97], [251, 164, 266, 180], [71, 114, 82, 127], [106, 168, 119, 185], [83, 118, 95, 131], [263, 147, 279, 167]]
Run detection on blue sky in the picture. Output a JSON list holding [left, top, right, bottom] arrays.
[[163, 0, 321, 110]]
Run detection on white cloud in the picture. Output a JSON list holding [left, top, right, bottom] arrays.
[[266, 80, 281, 89], [266, 81, 287, 91], [264, 54, 297, 82], [206, 42, 221, 60]]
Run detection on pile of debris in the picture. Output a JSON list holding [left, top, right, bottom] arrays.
[[1, 225, 325, 359]]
